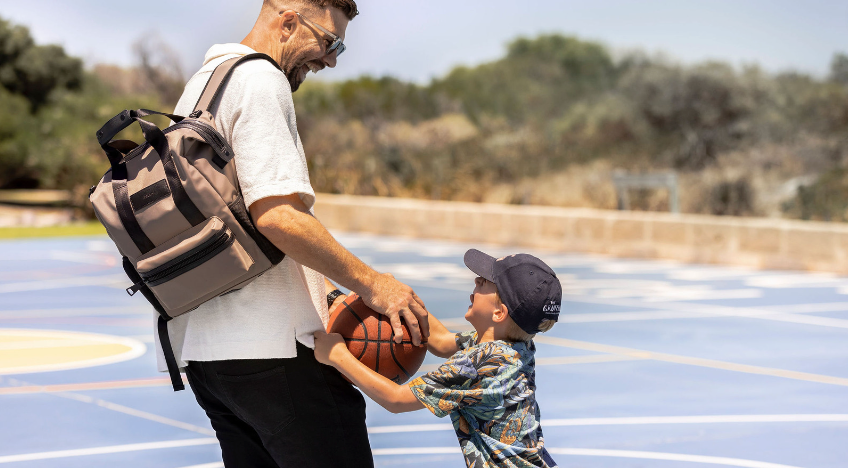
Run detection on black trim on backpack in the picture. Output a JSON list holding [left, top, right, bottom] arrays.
[[122, 257, 184, 391], [113, 174, 155, 255], [158, 316, 185, 391], [130, 180, 171, 212], [136, 117, 206, 227], [228, 195, 285, 265]]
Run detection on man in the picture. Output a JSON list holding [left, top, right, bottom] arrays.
[[160, 1, 429, 467]]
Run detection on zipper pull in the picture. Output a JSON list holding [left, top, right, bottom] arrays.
[[189, 110, 202, 119], [126, 283, 142, 296]]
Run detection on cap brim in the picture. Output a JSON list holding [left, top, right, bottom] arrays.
[[464, 249, 496, 281]]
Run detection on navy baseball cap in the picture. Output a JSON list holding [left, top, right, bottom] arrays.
[[464, 249, 562, 334]]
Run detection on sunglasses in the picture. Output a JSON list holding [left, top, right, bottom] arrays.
[[295, 12, 346, 58]]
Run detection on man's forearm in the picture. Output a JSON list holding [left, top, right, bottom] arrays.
[[252, 196, 377, 295], [252, 194, 431, 346]]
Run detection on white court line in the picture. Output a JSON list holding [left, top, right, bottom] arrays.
[[0, 442, 800, 467], [535, 335, 848, 387], [370, 447, 799, 467], [544, 414, 848, 426], [58, 392, 215, 436], [367, 414, 848, 434], [177, 464, 224, 468], [558, 310, 713, 323], [759, 302, 848, 314], [0, 438, 218, 464], [0, 274, 127, 294], [437, 318, 848, 386], [552, 304, 848, 324], [0, 338, 130, 351], [568, 294, 848, 329], [0, 250, 117, 266], [0, 306, 149, 320], [547, 448, 800, 468]]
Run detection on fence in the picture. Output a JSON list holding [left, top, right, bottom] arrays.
[[315, 194, 848, 273]]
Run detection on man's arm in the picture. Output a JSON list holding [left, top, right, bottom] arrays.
[[314, 331, 424, 414], [251, 194, 429, 345]]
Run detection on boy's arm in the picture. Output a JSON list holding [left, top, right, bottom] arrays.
[[314, 331, 424, 414], [426, 314, 459, 358]]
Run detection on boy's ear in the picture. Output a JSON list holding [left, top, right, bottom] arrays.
[[492, 303, 509, 323]]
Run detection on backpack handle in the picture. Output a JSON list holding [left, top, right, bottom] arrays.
[[96, 109, 184, 147], [96, 109, 185, 168]]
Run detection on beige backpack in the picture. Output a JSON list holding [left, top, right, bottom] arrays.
[[89, 54, 285, 390]]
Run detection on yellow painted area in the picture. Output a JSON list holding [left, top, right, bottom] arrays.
[[0, 330, 145, 375], [0, 344, 133, 370], [0, 336, 53, 343]]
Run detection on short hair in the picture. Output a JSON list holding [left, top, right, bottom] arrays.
[[497, 287, 557, 342], [505, 316, 535, 343], [264, 0, 359, 20]]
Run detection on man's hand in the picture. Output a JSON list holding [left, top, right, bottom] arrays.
[[313, 330, 349, 366], [360, 273, 430, 346]]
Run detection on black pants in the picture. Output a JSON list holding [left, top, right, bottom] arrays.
[[185, 342, 373, 468]]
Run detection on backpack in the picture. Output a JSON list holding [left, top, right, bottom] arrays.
[[89, 53, 285, 391]]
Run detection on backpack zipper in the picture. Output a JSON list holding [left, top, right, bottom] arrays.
[[141, 228, 236, 287]]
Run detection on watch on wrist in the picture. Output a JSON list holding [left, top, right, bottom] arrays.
[[326, 289, 344, 309]]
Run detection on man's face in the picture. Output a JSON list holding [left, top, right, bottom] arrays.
[[279, 8, 349, 92]]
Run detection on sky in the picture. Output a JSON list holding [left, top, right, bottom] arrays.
[[1, 0, 847, 83]]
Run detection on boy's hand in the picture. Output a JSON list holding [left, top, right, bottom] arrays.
[[313, 330, 349, 366]]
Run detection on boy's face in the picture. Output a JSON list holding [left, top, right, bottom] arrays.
[[465, 276, 503, 328]]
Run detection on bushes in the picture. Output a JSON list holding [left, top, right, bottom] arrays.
[[2, 14, 848, 221], [0, 17, 164, 192]]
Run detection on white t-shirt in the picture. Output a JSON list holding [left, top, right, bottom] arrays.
[[155, 43, 327, 371]]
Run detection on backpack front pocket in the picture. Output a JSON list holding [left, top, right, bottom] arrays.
[[136, 216, 254, 311]]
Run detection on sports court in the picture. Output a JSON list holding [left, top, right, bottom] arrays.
[[1, 232, 846, 467]]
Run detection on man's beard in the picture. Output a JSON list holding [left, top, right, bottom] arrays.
[[285, 65, 303, 92], [280, 51, 307, 92]]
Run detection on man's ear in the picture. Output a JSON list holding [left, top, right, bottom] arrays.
[[279, 10, 298, 42], [492, 303, 509, 323]]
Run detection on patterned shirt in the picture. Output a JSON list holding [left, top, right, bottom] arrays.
[[408, 332, 557, 468]]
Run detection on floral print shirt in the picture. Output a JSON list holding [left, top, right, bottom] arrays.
[[408, 331, 557, 468]]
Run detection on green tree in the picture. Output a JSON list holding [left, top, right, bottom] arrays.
[[0, 17, 82, 110]]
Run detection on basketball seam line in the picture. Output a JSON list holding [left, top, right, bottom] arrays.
[[389, 338, 410, 382], [346, 302, 368, 361], [343, 338, 415, 344], [375, 317, 381, 374]]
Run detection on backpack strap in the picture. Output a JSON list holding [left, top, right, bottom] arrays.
[[192, 53, 282, 116]]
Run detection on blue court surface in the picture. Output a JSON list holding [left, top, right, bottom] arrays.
[[1, 232, 847, 468]]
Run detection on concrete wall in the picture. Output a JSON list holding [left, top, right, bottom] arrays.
[[314, 193, 848, 273]]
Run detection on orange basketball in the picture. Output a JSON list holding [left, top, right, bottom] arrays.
[[327, 293, 427, 384]]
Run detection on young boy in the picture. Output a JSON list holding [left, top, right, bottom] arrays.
[[314, 249, 562, 468]]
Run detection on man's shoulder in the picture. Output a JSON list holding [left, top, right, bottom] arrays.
[[176, 53, 282, 112]]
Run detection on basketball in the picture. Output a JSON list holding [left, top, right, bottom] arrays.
[[327, 293, 427, 384]]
